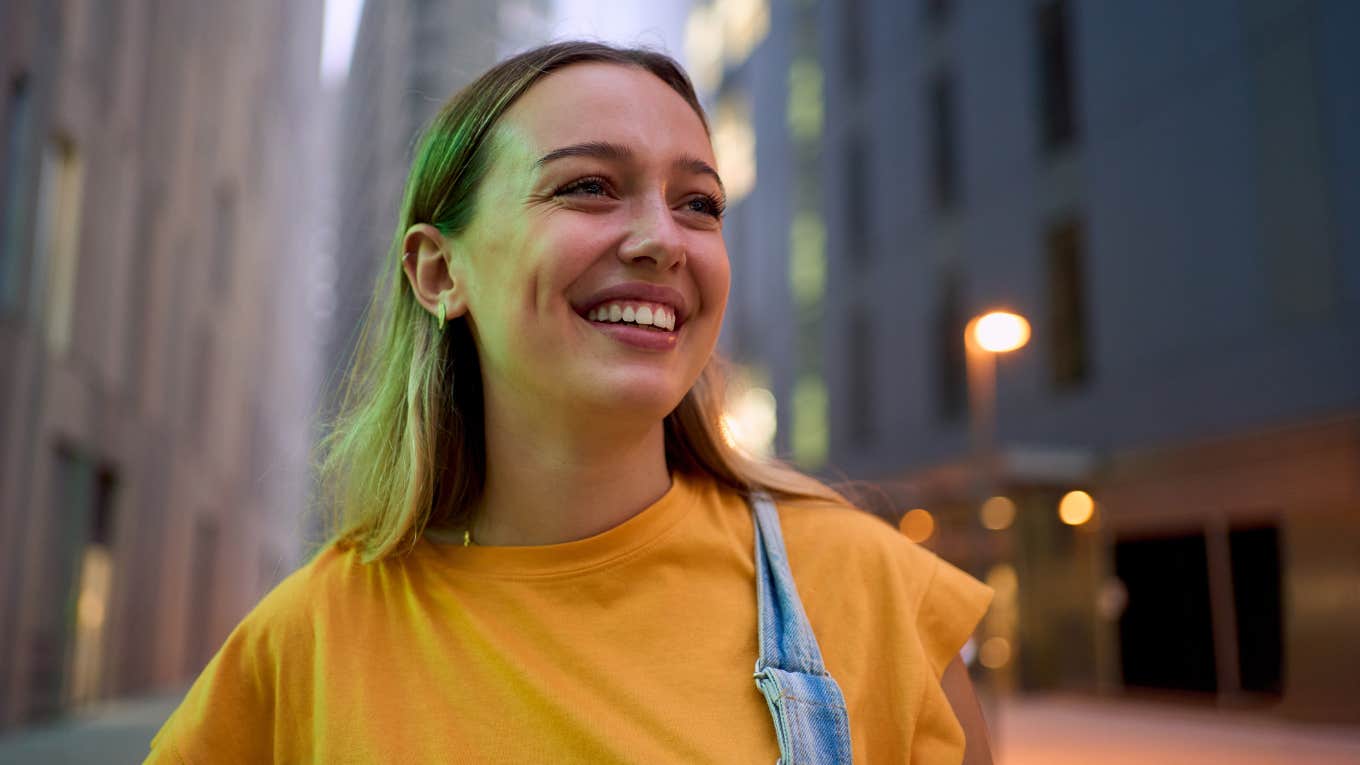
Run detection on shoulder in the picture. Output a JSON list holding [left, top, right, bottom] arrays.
[[773, 493, 993, 675], [242, 543, 372, 634], [774, 494, 938, 594], [147, 543, 382, 760]]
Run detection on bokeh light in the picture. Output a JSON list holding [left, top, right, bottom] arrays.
[[720, 386, 777, 456], [970, 311, 1032, 353], [899, 508, 935, 543], [1059, 490, 1095, 526], [979, 637, 1012, 669], [986, 563, 1018, 596], [980, 495, 1017, 530]]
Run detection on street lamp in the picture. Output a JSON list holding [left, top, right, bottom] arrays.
[[965, 310, 1030, 696], [965, 310, 1031, 500]]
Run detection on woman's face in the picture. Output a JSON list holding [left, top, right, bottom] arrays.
[[450, 63, 730, 424]]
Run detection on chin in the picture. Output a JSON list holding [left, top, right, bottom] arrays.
[[579, 375, 688, 423]]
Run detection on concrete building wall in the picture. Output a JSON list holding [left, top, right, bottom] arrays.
[[0, 0, 324, 730], [815, 0, 1360, 472], [702, 0, 1359, 722]]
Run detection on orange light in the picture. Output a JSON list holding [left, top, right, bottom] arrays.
[[1059, 490, 1095, 526], [970, 311, 1031, 353], [979, 496, 1016, 531], [899, 508, 935, 543], [979, 637, 1012, 669]]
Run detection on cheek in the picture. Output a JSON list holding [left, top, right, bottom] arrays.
[[696, 244, 732, 312]]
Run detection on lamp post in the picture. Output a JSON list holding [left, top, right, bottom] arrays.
[[964, 310, 1031, 500], [964, 310, 1030, 704]]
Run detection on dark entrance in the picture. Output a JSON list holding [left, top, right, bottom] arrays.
[[1229, 525, 1283, 695], [1115, 534, 1218, 693]]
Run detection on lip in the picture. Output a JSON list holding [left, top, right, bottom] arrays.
[[572, 282, 690, 328], [586, 321, 680, 351]]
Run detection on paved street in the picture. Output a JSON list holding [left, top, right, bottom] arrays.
[[995, 694, 1360, 765], [1, 691, 1357, 763], [0, 693, 178, 765]]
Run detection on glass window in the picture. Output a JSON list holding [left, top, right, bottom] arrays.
[[35, 136, 85, 354], [789, 211, 826, 308], [1036, 0, 1078, 152], [843, 0, 865, 88], [934, 269, 968, 420], [845, 129, 871, 263], [787, 55, 824, 143], [1046, 218, 1090, 388], [928, 71, 959, 211], [792, 375, 828, 467], [713, 92, 756, 203], [1, 74, 34, 311], [848, 306, 875, 445]]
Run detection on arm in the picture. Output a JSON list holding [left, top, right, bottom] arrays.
[[941, 654, 994, 765]]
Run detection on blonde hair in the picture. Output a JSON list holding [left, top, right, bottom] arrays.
[[316, 42, 846, 563]]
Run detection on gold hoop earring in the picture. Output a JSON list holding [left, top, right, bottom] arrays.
[[436, 300, 446, 332]]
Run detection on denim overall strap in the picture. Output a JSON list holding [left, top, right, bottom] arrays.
[[749, 491, 854, 764]]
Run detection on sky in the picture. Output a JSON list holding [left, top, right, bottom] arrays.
[[549, 0, 690, 65], [320, 0, 365, 86], [319, 0, 691, 87]]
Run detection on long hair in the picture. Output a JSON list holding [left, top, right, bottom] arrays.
[[316, 41, 847, 562]]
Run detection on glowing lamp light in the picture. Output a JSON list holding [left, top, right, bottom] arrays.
[[720, 386, 777, 456], [899, 508, 935, 543], [979, 637, 1012, 669], [1058, 490, 1095, 526], [979, 496, 1016, 531], [970, 311, 1031, 353]]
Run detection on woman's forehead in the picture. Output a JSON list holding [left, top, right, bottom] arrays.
[[495, 63, 714, 168]]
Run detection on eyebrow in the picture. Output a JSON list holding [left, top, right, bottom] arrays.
[[535, 141, 726, 195]]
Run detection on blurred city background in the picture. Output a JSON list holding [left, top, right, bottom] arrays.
[[0, 0, 1357, 762]]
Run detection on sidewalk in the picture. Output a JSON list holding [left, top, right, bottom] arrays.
[[995, 694, 1360, 765], [0, 693, 178, 765], [2, 690, 1358, 764]]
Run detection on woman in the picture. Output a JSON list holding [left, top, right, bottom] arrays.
[[149, 42, 993, 764]]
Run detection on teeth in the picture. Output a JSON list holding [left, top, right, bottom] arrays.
[[588, 302, 678, 331]]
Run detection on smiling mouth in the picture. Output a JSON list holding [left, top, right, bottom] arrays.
[[583, 300, 678, 332]]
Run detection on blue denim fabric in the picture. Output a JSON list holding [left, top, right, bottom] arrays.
[[750, 491, 854, 764]]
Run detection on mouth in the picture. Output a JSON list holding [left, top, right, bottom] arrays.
[[582, 300, 678, 332], [574, 299, 683, 351], [571, 283, 691, 351]]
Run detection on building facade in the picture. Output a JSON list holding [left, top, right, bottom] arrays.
[[0, 0, 325, 730], [701, 0, 1360, 722]]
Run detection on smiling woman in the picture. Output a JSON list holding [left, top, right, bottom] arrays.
[[146, 41, 993, 764]]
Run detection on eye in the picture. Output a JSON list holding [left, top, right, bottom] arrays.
[[556, 176, 613, 198], [684, 194, 726, 220]]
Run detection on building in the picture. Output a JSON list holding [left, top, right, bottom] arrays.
[[0, 0, 325, 730], [699, 0, 1360, 723]]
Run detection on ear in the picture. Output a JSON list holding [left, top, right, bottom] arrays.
[[401, 223, 469, 322]]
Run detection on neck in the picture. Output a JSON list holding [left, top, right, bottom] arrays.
[[467, 394, 673, 547]]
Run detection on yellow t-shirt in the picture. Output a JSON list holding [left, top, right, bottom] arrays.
[[148, 471, 991, 763]]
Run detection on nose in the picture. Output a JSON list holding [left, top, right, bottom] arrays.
[[617, 195, 686, 270]]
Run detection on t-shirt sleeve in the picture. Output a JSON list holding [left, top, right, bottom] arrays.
[[913, 546, 993, 679], [145, 613, 279, 764]]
